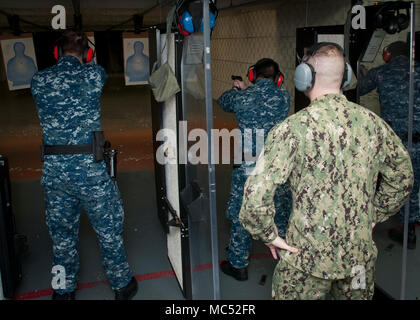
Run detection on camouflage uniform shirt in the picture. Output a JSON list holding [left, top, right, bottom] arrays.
[[239, 93, 414, 279], [217, 78, 290, 157]]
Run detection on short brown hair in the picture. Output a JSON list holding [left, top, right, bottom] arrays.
[[56, 29, 88, 57]]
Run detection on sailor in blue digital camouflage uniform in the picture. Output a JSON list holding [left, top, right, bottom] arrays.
[[359, 41, 420, 249], [31, 30, 137, 299], [217, 58, 292, 280]]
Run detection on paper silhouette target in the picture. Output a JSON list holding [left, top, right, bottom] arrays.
[[1, 35, 38, 90], [123, 36, 150, 85]]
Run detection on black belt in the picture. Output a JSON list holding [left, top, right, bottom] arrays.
[[40, 144, 92, 161], [40, 131, 108, 162]]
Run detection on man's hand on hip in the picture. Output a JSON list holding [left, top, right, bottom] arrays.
[[265, 236, 298, 259]]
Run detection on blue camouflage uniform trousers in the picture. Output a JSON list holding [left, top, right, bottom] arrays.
[[227, 164, 292, 268], [359, 55, 420, 224], [42, 157, 132, 294], [31, 55, 133, 294], [217, 78, 293, 269]]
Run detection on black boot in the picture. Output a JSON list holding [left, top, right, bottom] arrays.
[[114, 277, 138, 300], [388, 223, 417, 250], [52, 290, 75, 300], [220, 260, 248, 281]]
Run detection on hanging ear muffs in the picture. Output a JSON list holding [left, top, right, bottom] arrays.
[[198, 10, 216, 32], [396, 9, 409, 32], [176, 0, 218, 35], [384, 12, 399, 35], [294, 42, 352, 92], [376, 4, 409, 35], [179, 11, 194, 35]]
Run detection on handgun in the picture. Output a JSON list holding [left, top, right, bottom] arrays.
[[231, 75, 243, 90], [231, 75, 243, 81]]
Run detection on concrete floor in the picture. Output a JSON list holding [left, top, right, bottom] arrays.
[[10, 166, 277, 300], [373, 216, 420, 300], [1, 74, 419, 300]]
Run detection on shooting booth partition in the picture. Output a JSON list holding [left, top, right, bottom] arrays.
[[0, 155, 25, 299], [149, 0, 220, 300], [296, 1, 417, 300]]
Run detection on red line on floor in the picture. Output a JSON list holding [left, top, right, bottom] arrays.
[[12, 253, 273, 300]]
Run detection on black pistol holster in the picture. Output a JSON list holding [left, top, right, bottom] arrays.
[[92, 131, 106, 162], [40, 131, 117, 180]]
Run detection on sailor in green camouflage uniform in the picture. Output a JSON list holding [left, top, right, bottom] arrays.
[[239, 44, 414, 299]]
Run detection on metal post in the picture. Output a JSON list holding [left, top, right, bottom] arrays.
[[400, 1, 415, 301], [0, 271, 4, 300], [202, 0, 220, 300]]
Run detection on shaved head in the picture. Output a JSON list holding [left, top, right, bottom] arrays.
[[305, 45, 345, 91]]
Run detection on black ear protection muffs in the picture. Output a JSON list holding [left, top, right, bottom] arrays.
[[247, 58, 284, 87], [176, 0, 218, 36], [54, 33, 95, 64], [294, 42, 352, 92], [376, 5, 409, 35]]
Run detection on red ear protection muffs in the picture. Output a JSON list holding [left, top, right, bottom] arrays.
[[247, 65, 256, 83], [53, 45, 94, 63], [53, 45, 61, 60], [274, 72, 284, 87], [247, 63, 284, 87], [383, 46, 391, 63], [84, 47, 94, 63]]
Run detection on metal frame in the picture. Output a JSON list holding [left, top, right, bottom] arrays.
[[0, 270, 4, 300], [149, 26, 193, 299], [202, 0, 220, 300], [400, 0, 415, 300], [149, 0, 220, 299]]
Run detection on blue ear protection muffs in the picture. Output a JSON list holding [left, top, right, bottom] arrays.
[[177, 0, 218, 36], [294, 42, 352, 92]]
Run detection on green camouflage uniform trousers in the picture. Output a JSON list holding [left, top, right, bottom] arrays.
[[272, 259, 374, 300], [240, 94, 414, 300]]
